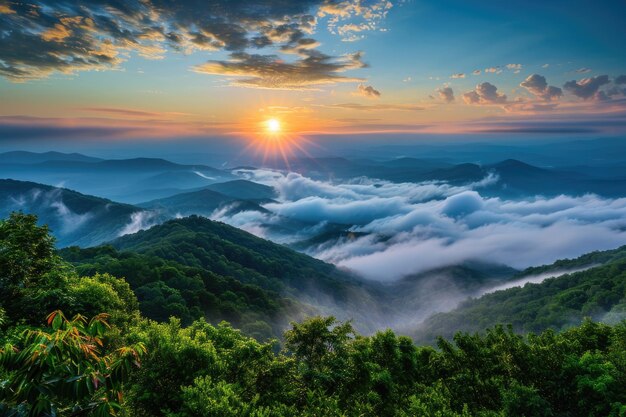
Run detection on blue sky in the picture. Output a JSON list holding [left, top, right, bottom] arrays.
[[0, 0, 625, 151]]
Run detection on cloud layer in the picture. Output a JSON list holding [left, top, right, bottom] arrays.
[[213, 170, 626, 281], [0, 0, 390, 87]]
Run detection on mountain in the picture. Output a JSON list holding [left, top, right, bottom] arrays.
[[484, 158, 626, 197], [413, 245, 626, 343], [0, 151, 102, 164], [109, 216, 360, 295], [0, 179, 150, 247], [102, 216, 393, 332], [138, 188, 269, 217], [0, 156, 235, 203], [204, 179, 276, 200]]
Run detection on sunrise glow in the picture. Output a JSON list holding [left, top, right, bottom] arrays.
[[266, 118, 281, 133]]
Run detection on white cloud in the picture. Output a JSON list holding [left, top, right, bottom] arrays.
[[220, 170, 626, 283]]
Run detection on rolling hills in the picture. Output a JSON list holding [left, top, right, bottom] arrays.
[[413, 245, 626, 343], [61, 215, 393, 336], [0, 179, 148, 247]]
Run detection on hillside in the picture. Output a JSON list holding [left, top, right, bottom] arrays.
[[109, 216, 363, 295], [4, 211, 626, 417], [138, 188, 269, 217], [204, 179, 276, 200], [413, 245, 626, 343], [60, 244, 302, 339], [0, 179, 149, 247], [62, 215, 391, 335]]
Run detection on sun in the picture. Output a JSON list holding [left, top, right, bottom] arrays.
[[266, 118, 281, 133]]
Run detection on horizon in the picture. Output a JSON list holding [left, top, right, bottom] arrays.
[[1, 0, 625, 156]]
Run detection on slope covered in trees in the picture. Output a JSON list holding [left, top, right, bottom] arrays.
[[61, 215, 382, 338], [108, 215, 365, 297], [60, 244, 301, 340], [2, 212, 626, 416], [414, 246, 626, 343]]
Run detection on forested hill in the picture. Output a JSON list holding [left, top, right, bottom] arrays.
[[413, 245, 626, 343], [4, 211, 626, 416], [108, 215, 364, 296], [62, 215, 387, 338]]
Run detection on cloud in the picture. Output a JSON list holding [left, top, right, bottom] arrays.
[[506, 63, 522, 72], [520, 74, 563, 101], [576, 68, 592, 73], [0, 0, 392, 86], [437, 86, 455, 103], [462, 82, 507, 105], [450, 73, 465, 79], [320, 0, 394, 42], [615, 75, 626, 85], [484, 66, 501, 74], [80, 107, 162, 118], [217, 169, 626, 282], [119, 211, 159, 236], [322, 103, 424, 111], [355, 83, 381, 98], [563, 75, 610, 100], [193, 51, 367, 89], [472, 69, 481, 75]]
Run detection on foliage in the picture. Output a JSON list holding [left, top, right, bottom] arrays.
[[0, 311, 145, 417], [60, 245, 296, 339], [108, 215, 356, 296], [415, 254, 626, 343], [0, 212, 140, 328], [3, 212, 626, 416], [114, 316, 626, 417]]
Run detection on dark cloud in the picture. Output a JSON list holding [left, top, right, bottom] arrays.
[[0, 0, 390, 87], [80, 107, 161, 117], [0, 122, 138, 141], [462, 82, 507, 105], [193, 50, 366, 89], [323, 103, 424, 111], [437, 86, 455, 103], [520, 74, 562, 101], [616, 75, 626, 85], [563, 75, 610, 100], [474, 127, 597, 134], [355, 83, 381, 98]]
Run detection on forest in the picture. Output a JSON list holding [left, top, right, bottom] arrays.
[[1, 212, 626, 416]]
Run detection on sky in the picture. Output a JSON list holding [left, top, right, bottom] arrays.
[[1, 0, 625, 153]]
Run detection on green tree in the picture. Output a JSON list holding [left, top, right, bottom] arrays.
[[0, 311, 145, 416], [0, 212, 60, 322]]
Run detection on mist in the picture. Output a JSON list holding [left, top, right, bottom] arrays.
[[216, 169, 626, 282]]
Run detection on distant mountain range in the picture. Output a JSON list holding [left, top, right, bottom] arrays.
[[3, 151, 626, 202], [0, 177, 278, 247], [0, 179, 146, 247], [0, 151, 235, 203], [250, 154, 626, 197], [0, 150, 102, 164]]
